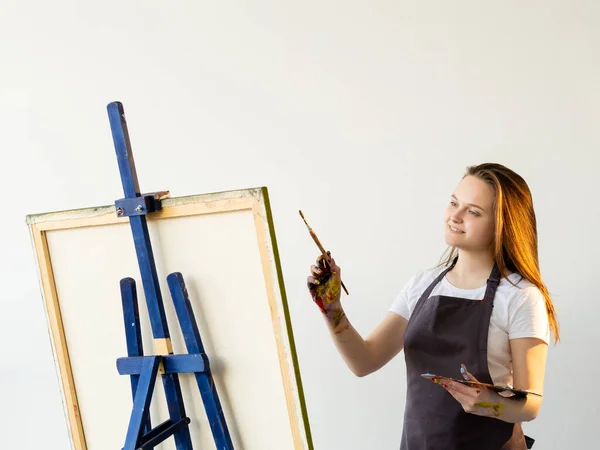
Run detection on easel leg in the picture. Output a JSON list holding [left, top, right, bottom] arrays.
[[121, 279, 193, 450], [123, 356, 161, 450], [159, 373, 194, 450], [121, 278, 152, 439], [168, 272, 235, 449]]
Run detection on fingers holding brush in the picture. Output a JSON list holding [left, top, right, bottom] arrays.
[[299, 210, 348, 295], [310, 263, 327, 279], [316, 251, 333, 270], [307, 251, 343, 312]]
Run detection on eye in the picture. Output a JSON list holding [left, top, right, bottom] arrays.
[[450, 201, 458, 207], [469, 210, 480, 216]]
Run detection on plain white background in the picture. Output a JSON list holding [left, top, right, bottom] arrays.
[[1, 1, 598, 448]]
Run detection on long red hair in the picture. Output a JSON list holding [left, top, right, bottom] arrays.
[[440, 163, 560, 343]]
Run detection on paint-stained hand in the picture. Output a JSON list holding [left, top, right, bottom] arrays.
[[306, 252, 346, 331], [307, 251, 342, 312], [440, 365, 507, 419]]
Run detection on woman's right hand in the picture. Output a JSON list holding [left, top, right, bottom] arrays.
[[307, 252, 345, 329]]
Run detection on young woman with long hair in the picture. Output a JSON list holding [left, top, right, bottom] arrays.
[[307, 163, 558, 449]]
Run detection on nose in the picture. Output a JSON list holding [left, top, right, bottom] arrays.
[[450, 210, 464, 223]]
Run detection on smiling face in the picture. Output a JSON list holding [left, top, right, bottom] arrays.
[[444, 175, 496, 253]]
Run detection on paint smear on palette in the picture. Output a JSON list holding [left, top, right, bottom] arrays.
[[420, 373, 541, 399]]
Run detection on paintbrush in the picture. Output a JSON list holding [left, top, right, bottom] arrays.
[[299, 210, 349, 295]]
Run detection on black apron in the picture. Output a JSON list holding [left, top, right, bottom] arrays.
[[400, 259, 534, 449]]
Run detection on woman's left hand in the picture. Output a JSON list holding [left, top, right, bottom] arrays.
[[443, 364, 507, 418]]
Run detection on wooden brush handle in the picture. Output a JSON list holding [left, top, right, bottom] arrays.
[[312, 233, 349, 295]]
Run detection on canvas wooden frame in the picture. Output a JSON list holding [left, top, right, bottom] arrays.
[[26, 187, 312, 450]]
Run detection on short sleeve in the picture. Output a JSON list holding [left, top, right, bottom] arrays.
[[389, 276, 415, 320], [507, 286, 551, 344]]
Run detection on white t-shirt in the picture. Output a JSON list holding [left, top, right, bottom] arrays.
[[389, 265, 551, 387]]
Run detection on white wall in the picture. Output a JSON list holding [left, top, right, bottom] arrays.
[[1, 1, 598, 448]]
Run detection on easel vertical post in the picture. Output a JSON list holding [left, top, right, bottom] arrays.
[[108, 102, 194, 450], [107, 102, 170, 340]]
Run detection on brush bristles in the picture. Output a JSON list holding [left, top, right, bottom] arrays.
[[298, 210, 311, 230]]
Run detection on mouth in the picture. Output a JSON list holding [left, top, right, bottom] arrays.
[[448, 224, 465, 234]]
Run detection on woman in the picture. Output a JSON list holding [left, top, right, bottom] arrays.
[[307, 163, 558, 449]]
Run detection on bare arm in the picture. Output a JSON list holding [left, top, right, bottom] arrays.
[[307, 253, 408, 377], [493, 337, 548, 423], [325, 311, 408, 377]]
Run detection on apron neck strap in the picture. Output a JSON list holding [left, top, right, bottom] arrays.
[[482, 262, 501, 302], [450, 255, 502, 300]]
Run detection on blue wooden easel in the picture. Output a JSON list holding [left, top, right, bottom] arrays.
[[107, 101, 234, 450]]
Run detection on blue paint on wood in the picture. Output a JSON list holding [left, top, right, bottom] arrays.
[[107, 101, 170, 340], [117, 354, 207, 375], [120, 278, 151, 436], [107, 102, 140, 198], [115, 195, 162, 217], [109, 101, 192, 450], [122, 356, 161, 450], [120, 278, 143, 358], [168, 272, 234, 449], [167, 273, 206, 353], [135, 419, 173, 448], [109, 101, 233, 450], [160, 373, 194, 450], [128, 215, 170, 339], [137, 418, 191, 449]]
